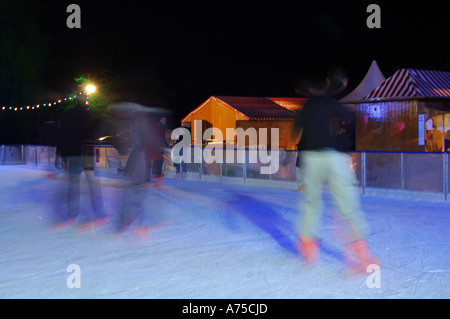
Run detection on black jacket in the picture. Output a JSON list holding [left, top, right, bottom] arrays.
[[57, 104, 97, 157], [294, 95, 355, 152]]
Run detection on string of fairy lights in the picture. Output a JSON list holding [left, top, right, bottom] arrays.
[[1, 84, 96, 112]]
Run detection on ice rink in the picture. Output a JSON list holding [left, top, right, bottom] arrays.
[[0, 165, 449, 299]]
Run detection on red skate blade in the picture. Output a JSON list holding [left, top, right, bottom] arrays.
[[49, 218, 75, 230], [76, 218, 110, 232]]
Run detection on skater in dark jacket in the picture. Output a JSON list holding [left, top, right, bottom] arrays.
[[293, 68, 379, 274], [53, 96, 108, 229]]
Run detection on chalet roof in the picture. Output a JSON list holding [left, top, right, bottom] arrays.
[[214, 96, 296, 120], [182, 96, 308, 123], [267, 97, 308, 111]]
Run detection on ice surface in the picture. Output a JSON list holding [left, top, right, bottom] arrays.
[[0, 165, 449, 299]]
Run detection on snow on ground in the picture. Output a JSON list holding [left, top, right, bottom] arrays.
[[0, 165, 449, 299]]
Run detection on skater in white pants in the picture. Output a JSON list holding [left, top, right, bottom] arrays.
[[298, 149, 370, 242], [293, 68, 379, 273]]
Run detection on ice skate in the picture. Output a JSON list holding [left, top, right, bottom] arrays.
[[131, 226, 150, 241], [132, 218, 173, 241], [344, 239, 381, 278], [114, 225, 147, 241], [297, 236, 320, 265], [153, 174, 165, 188]]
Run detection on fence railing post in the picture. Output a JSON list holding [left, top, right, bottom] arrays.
[[243, 148, 247, 185], [220, 149, 223, 180], [401, 152, 404, 191], [444, 153, 448, 201], [361, 151, 366, 195], [198, 145, 202, 180]]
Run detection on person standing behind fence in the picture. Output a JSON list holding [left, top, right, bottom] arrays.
[[293, 68, 379, 275], [53, 96, 108, 230], [151, 116, 168, 187], [174, 133, 188, 178]]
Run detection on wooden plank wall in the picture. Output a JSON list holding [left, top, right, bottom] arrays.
[[237, 120, 298, 150], [182, 98, 247, 144], [182, 97, 299, 149], [356, 100, 419, 151]]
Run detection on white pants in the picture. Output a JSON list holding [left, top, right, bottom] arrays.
[[297, 150, 370, 243]]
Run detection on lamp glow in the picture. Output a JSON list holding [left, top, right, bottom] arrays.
[[86, 84, 96, 94]]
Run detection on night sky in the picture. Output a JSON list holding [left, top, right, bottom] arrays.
[[1, 1, 449, 141]]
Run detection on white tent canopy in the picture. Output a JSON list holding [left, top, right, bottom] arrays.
[[340, 60, 386, 108]]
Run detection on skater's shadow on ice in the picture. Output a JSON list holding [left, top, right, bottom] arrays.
[[224, 191, 345, 263], [225, 191, 299, 256]]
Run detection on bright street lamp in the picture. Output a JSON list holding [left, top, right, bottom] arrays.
[[86, 84, 96, 94]]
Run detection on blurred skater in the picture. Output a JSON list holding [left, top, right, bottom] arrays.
[[53, 95, 108, 230], [107, 100, 171, 239], [119, 116, 167, 187], [293, 68, 379, 274]]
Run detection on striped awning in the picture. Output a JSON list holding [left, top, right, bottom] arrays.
[[365, 69, 450, 99]]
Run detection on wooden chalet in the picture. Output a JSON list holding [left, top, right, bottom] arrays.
[[352, 69, 450, 152], [181, 96, 308, 150]]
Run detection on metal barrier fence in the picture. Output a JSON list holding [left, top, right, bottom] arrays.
[[349, 151, 449, 201], [2, 144, 449, 201], [91, 145, 450, 201], [0, 145, 26, 165]]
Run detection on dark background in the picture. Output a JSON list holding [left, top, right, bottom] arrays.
[[1, 1, 449, 144]]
